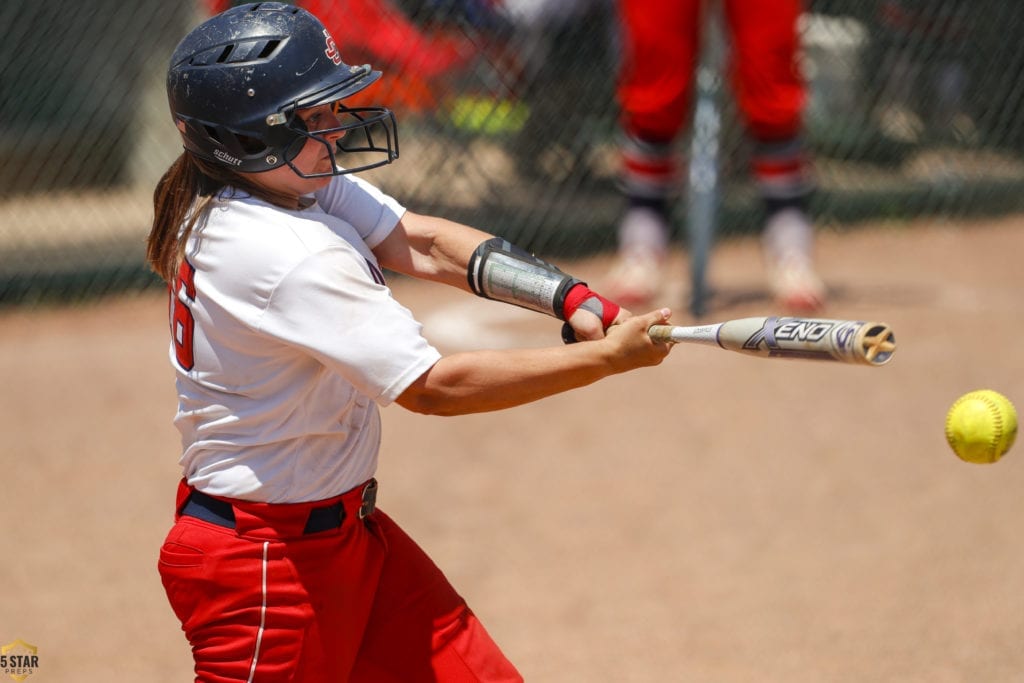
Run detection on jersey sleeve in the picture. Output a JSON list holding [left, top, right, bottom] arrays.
[[313, 175, 406, 250], [257, 246, 440, 406]]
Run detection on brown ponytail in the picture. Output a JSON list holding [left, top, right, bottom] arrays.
[[147, 152, 305, 282], [147, 153, 215, 283]]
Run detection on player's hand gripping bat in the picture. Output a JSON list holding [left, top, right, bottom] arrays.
[[646, 316, 896, 366]]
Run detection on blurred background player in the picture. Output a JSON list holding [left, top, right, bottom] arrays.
[[606, 0, 826, 313]]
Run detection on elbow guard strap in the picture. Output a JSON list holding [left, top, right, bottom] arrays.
[[467, 238, 581, 319], [562, 284, 620, 329]]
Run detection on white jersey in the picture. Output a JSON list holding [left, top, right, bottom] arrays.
[[169, 174, 441, 503]]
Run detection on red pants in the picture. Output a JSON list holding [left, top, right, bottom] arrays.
[[617, 0, 805, 142], [158, 480, 522, 682], [617, 0, 810, 201]]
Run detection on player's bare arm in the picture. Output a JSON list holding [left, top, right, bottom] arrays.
[[394, 308, 672, 416], [372, 211, 491, 289]]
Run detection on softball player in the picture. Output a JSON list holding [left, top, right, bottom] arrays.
[[607, 0, 826, 312], [149, 4, 673, 682]]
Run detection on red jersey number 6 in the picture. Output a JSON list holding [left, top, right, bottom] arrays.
[[171, 259, 197, 371]]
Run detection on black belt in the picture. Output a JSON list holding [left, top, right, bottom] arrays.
[[181, 480, 377, 534]]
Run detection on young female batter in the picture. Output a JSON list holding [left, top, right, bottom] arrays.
[[149, 4, 674, 681]]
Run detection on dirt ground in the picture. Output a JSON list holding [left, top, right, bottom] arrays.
[[2, 215, 1024, 682]]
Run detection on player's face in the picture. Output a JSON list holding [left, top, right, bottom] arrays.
[[243, 103, 346, 199], [293, 102, 349, 176]]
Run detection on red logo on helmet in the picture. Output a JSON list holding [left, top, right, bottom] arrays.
[[323, 29, 342, 65]]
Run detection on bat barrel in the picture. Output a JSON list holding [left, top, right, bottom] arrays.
[[648, 317, 897, 367]]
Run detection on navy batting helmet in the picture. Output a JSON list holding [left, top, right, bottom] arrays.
[[167, 2, 398, 176]]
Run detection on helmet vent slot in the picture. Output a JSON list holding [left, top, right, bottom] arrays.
[[257, 40, 281, 59], [194, 39, 282, 65]]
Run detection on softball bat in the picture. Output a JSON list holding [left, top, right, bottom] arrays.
[[647, 316, 896, 366]]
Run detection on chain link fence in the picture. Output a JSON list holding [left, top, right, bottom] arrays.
[[2, 0, 1023, 305]]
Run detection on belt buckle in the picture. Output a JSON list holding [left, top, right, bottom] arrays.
[[358, 479, 378, 519]]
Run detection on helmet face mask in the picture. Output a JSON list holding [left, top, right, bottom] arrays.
[[282, 101, 399, 178], [167, 3, 398, 177]]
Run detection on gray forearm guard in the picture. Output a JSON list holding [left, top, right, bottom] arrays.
[[467, 238, 581, 319]]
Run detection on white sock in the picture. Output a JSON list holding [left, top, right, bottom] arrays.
[[618, 207, 669, 256], [762, 208, 814, 264]]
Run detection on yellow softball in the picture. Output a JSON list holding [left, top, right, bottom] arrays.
[[944, 390, 1018, 464]]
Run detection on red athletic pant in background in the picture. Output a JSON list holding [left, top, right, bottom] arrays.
[[158, 481, 521, 682], [616, 0, 810, 199], [616, 0, 806, 142]]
